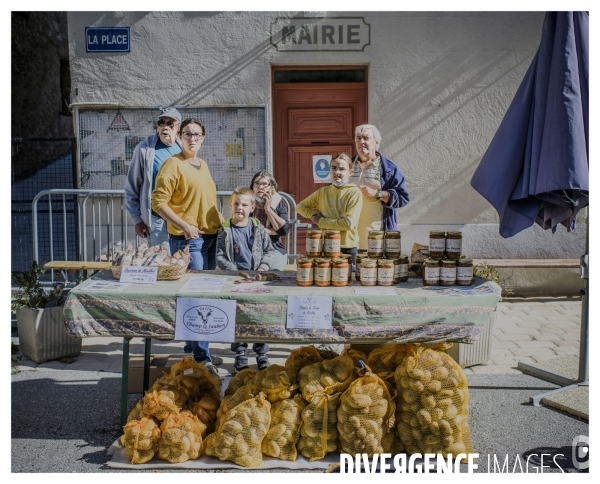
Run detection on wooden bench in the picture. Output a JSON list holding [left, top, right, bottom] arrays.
[[43, 261, 112, 279]]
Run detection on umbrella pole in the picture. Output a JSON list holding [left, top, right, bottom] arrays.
[[517, 215, 589, 405]]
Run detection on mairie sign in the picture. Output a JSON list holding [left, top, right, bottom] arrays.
[[270, 18, 370, 52], [86, 27, 130, 53]]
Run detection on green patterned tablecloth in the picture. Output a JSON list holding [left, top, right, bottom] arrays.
[[64, 270, 501, 344]]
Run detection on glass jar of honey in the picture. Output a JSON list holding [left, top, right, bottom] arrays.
[[323, 230, 341, 258], [377, 259, 395, 286], [384, 230, 401, 258], [359, 258, 377, 286], [355, 253, 367, 282], [296, 257, 314, 287], [445, 231, 462, 260], [456, 258, 474, 286], [313, 258, 332, 287], [394, 255, 409, 283], [423, 258, 441, 286], [331, 257, 350, 287], [367, 230, 385, 258], [306, 230, 323, 257], [339, 253, 353, 282], [429, 231, 446, 259], [440, 259, 457, 286]]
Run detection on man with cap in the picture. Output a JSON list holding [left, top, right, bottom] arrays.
[[125, 107, 183, 247]]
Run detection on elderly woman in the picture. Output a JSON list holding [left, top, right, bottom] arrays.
[[350, 124, 410, 251], [249, 170, 290, 271], [151, 117, 221, 377]]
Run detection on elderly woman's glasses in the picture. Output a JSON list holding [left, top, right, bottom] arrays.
[[182, 132, 204, 141], [253, 182, 271, 189]]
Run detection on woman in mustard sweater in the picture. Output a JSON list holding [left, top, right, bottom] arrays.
[[151, 117, 221, 376]]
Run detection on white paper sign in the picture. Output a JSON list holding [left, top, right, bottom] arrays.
[[287, 295, 332, 330], [119, 266, 158, 284], [313, 154, 332, 184], [175, 298, 236, 342], [179, 276, 228, 293], [85, 280, 131, 291], [354, 287, 397, 295]]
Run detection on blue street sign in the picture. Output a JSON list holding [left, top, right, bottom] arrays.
[[86, 27, 130, 52]]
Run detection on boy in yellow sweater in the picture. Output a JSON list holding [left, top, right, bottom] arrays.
[[297, 153, 363, 267]]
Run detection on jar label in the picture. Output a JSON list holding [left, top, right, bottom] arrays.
[[332, 268, 348, 283], [446, 238, 462, 253], [323, 238, 341, 253], [457, 266, 474, 280], [385, 239, 401, 251], [368, 238, 384, 251], [440, 266, 457, 281], [297, 267, 313, 282], [424, 266, 440, 281], [306, 238, 322, 254], [395, 263, 409, 277], [429, 238, 446, 251], [360, 267, 377, 283], [378, 267, 394, 283], [314, 267, 331, 281]]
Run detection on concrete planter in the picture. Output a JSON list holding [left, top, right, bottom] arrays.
[[16, 306, 82, 363], [447, 312, 496, 368]]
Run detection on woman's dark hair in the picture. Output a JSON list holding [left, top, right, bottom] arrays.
[[250, 170, 279, 192], [179, 118, 206, 136]]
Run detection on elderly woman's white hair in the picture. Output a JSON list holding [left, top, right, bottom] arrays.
[[355, 124, 382, 146]]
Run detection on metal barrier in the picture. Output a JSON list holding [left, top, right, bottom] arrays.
[[32, 188, 302, 285]]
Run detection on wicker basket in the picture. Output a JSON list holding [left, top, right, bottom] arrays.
[[110, 263, 188, 281]]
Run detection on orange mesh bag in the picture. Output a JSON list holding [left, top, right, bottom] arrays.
[[341, 348, 369, 369], [169, 357, 221, 400], [297, 392, 340, 461], [285, 345, 324, 382], [337, 362, 396, 456], [157, 410, 205, 463], [317, 348, 339, 360], [204, 392, 272, 467], [394, 343, 472, 458], [252, 364, 298, 404], [120, 416, 161, 464], [142, 389, 184, 421], [188, 395, 220, 435], [225, 368, 258, 397], [261, 393, 307, 461], [298, 355, 355, 401], [216, 383, 261, 422], [127, 399, 152, 423], [147, 376, 188, 409], [367, 343, 409, 377]]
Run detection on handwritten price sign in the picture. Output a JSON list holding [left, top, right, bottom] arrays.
[[120, 266, 158, 284]]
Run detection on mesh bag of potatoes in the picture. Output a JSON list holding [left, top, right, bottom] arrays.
[[337, 361, 396, 456], [188, 395, 220, 434], [120, 416, 161, 464], [341, 348, 369, 369], [261, 393, 307, 461], [394, 343, 473, 458], [204, 391, 272, 467], [317, 347, 339, 360], [252, 364, 298, 404], [127, 399, 152, 423], [142, 389, 185, 421], [285, 345, 324, 382], [298, 355, 355, 401], [297, 392, 341, 461], [169, 357, 222, 400], [367, 343, 409, 377], [225, 368, 258, 397], [157, 410, 206, 463], [216, 383, 261, 422]]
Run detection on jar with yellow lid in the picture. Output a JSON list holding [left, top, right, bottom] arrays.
[[367, 230, 385, 258], [423, 258, 441, 286], [394, 255, 409, 283], [384, 230, 401, 258], [296, 257, 314, 287], [445, 231, 462, 260], [359, 258, 377, 286], [456, 258, 474, 286], [323, 230, 341, 258], [440, 259, 457, 286], [429, 231, 446, 259], [313, 258, 332, 287], [377, 259, 395, 286], [331, 258, 350, 287], [306, 230, 323, 257], [355, 253, 368, 281]]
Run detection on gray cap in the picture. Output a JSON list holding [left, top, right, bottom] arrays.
[[158, 107, 181, 123]]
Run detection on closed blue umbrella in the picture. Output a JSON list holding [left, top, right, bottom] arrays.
[[471, 12, 588, 238]]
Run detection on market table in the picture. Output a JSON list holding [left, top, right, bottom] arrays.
[[63, 270, 501, 424]]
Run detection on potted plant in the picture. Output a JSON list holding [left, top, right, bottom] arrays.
[[11, 261, 82, 363]]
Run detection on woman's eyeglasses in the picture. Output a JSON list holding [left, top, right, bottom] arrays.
[[253, 182, 271, 188], [182, 132, 204, 141], [157, 119, 178, 128]]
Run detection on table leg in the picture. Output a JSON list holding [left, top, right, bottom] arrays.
[[143, 338, 152, 392], [120, 336, 132, 428]]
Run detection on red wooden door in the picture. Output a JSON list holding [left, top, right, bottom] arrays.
[[272, 67, 368, 254]]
